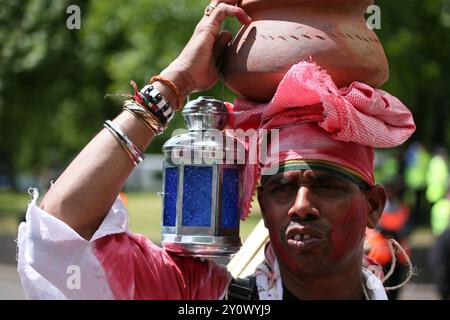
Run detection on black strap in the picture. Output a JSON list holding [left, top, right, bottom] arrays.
[[227, 275, 259, 300]]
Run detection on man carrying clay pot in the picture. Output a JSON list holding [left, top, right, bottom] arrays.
[[17, 0, 415, 300]]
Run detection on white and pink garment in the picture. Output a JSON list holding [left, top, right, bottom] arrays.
[[17, 188, 232, 300]]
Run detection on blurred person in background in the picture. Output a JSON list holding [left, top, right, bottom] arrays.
[[430, 188, 450, 237], [426, 147, 449, 205], [404, 142, 430, 228], [429, 227, 450, 299], [374, 150, 401, 186]]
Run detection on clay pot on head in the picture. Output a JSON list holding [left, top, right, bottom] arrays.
[[220, 0, 389, 102]]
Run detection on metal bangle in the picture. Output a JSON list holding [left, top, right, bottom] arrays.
[[123, 108, 157, 136], [123, 100, 167, 135], [103, 120, 145, 166]]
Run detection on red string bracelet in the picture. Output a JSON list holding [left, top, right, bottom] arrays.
[[150, 75, 184, 111]]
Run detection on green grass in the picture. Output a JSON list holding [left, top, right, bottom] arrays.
[[0, 191, 30, 235], [0, 191, 263, 242], [0, 191, 30, 217]]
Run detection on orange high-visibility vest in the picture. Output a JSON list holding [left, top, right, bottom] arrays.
[[366, 203, 411, 266]]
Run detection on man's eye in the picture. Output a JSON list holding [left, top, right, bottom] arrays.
[[318, 184, 345, 191], [273, 184, 297, 193], [319, 184, 343, 190]]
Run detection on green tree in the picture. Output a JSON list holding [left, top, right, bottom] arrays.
[[0, 0, 230, 185], [377, 0, 450, 147], [1, 0, 449, 184]]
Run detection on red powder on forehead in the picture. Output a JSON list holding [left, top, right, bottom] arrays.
[[329, 197, 368, 262]]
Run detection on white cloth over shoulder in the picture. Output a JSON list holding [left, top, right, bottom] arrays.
[[17, 189, 129, 299]]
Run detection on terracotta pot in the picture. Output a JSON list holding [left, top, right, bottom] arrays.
[[220, 0, 389, 102]]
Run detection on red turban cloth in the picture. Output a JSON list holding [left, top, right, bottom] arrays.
[[227, 62, 416, 219]]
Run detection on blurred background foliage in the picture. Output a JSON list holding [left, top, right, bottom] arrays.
[[0, 0, 450, 185]]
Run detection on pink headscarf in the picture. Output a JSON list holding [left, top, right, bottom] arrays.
[[228, 61, 416, 219]]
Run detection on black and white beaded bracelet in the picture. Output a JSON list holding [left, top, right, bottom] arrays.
[[140, 85, 175, 124]]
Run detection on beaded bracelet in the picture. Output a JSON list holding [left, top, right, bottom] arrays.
[[139, 85, 174, 125], [130, 80, 174, 126], [137, 93, 168, 126], [104, 120, 145, 166]]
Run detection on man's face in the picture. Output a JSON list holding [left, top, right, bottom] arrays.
[[258, 169, 372, 275]]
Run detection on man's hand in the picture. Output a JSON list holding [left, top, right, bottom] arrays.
[[164, 0, 252, 96]]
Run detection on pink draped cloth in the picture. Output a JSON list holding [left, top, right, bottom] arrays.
[[93, 233, 231, 299], [228, 62, 416, 219]]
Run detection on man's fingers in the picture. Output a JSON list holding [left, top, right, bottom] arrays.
[[197, 3, 251, 36], [210, 3, 252, 27], [213, 30, 233, 61]]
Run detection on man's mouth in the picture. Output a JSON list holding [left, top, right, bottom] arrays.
[[285, 226, 325, 250], [292, 234, 313, 241]]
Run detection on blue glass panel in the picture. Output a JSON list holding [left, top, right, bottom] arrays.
[[220, 168, 240, 229], [182, 166, 212, 227], [163, 167, 178, 227]]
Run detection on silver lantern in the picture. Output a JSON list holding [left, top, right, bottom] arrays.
[[161, 96, 244, 257]]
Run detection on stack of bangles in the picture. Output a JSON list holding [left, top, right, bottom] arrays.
[[103, 75, 183, 167]]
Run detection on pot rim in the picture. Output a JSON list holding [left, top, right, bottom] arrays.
[[239, 0, 375, 13]]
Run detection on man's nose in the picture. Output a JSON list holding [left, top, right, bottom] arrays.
[[288, 185, 320, 220]]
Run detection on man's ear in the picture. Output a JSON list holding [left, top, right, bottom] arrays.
[[257, 185, 269, 228], [366, 184, 387, 229]]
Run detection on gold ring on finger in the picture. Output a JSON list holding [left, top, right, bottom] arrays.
[[204, 3, 216, 16]]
